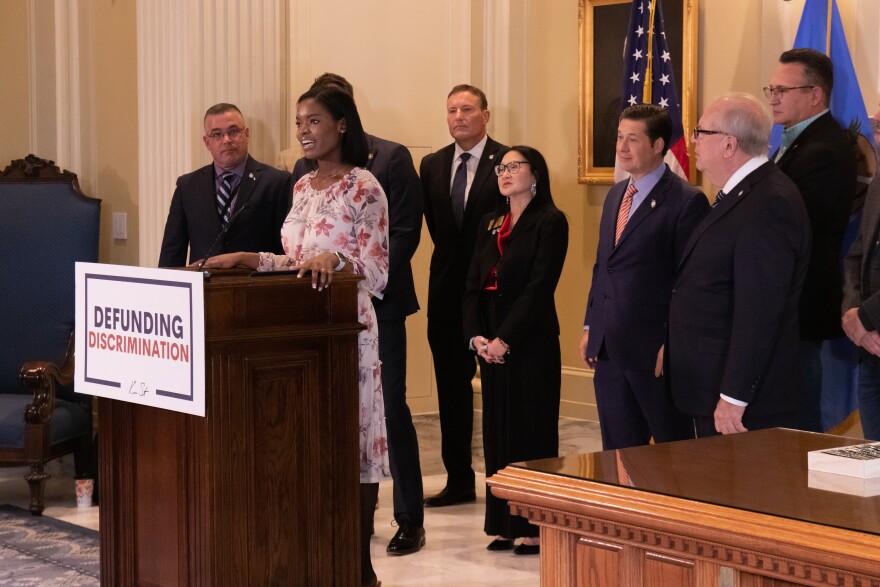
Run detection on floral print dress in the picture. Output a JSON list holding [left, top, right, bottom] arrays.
[[258, 167, 390, 483]]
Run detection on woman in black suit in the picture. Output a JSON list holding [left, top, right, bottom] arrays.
[[463, 145, 568, 554]]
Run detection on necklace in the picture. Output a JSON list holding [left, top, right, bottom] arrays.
[[313, 166, 349, 186]]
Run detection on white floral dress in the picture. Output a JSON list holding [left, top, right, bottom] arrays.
[[258, 167, 391, 483]]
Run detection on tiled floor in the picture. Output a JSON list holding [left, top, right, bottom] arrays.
[[371, 416, 603, 586], [0, 415, 602, 586]]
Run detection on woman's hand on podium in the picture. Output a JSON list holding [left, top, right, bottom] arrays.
[[297, 251, 350, 292]]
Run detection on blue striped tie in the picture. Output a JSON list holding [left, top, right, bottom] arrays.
[[216, 171, 237, 224]]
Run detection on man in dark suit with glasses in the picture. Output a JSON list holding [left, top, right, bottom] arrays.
[[159, 103, 290, 267], [669, 93, 811, 437], [764, 48, 856, 433]]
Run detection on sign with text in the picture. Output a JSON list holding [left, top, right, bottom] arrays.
[[75, 263, 205, 416]]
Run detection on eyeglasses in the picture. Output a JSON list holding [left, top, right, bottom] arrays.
[[494, 161, 531, 176], [691, 128, 729, 141], [762, 85, 814, 99], [206, 127, 245, 141]]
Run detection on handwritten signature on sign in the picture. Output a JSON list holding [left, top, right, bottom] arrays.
[[128, 381, 151, 397]]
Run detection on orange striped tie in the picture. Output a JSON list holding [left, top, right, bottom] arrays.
[[614, 182, 637, 245]]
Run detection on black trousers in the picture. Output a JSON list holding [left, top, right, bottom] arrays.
[[427, 314, 476, 491], [379, 320, 424, 526]]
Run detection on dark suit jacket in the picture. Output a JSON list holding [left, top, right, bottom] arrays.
[[843, 173, 880, 327], [584, 165, 708, 370], [463, 202, 569, 348], [292, 134, 422, 321], [774, 112, 856, 339], [158, 155, 291, 266], [668, 162, 811, 417], [421, 137, 507, 319]]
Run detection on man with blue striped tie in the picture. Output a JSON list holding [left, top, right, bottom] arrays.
[[159, 103, 290, 267]]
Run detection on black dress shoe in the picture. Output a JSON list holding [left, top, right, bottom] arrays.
[[423, 486, 476, 508], [486, 538, 514, 551], [513, 543, 540, 555], [386, 525, 426, 555]]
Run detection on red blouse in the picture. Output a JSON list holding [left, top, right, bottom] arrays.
[[483, 214, 512, 291]]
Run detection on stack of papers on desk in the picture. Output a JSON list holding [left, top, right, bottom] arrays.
[[808, 442, 880, 496]]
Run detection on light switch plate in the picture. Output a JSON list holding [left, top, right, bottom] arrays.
[[112, 212, 127, 240]]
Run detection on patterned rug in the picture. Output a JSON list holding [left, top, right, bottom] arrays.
[[0, 505, 99, 586]]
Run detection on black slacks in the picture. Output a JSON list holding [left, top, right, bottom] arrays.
[[379, 320, 424, 525], [427, 314, 476, 491]]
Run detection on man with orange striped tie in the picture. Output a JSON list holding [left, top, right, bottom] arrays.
[[580, 104, 708, 450]]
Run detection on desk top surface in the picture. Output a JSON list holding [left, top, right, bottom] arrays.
[[513, 428, 880, 535]]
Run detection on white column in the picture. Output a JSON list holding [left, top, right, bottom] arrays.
[[482, 0, 527, 145], [137, 0, 192, 269]]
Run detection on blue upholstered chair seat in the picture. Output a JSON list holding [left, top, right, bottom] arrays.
[[0, 395, 91, 449]]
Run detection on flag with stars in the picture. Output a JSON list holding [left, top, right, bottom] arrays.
[[616, 0, 689, 182]]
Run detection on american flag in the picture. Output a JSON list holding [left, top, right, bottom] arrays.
[[616, 0, 690, 181]]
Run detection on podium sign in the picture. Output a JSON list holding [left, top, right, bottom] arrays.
[[75, 263, 205, 416]]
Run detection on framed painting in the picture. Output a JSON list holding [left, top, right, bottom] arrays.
[[578, 0, 698, 184]]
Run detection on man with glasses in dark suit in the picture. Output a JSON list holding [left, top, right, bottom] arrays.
[[159, 103, 290, 267], [765, 48, 856, 433], [669, 93, 811, 437]]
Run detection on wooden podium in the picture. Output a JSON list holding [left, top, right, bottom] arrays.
[[98, 270, 364, 586]]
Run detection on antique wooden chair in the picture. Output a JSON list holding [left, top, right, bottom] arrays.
[[0, 155, 100, 514]]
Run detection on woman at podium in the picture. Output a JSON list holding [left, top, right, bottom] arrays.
[[199, 87, 389, 587]]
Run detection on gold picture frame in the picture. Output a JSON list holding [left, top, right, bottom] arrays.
[[578, 0, 699, 184]]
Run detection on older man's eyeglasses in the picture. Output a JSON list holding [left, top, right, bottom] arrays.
[[691, 128, 729, 141], [762, 85, 814, 99], [494, 161, 531, 176], [207, 127, 245, 141]]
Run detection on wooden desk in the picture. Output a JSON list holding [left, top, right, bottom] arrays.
[[488, 429, 880, 587]]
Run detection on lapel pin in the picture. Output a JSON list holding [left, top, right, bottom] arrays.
[[650, 199, 656, 208], [489, 154, 495, 160], [738, 189, 744, 197], [249, 172, 255, 180]]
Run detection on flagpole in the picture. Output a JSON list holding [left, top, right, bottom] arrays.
[[825, 0, 832, 56], [643, 0, 656, 103]]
